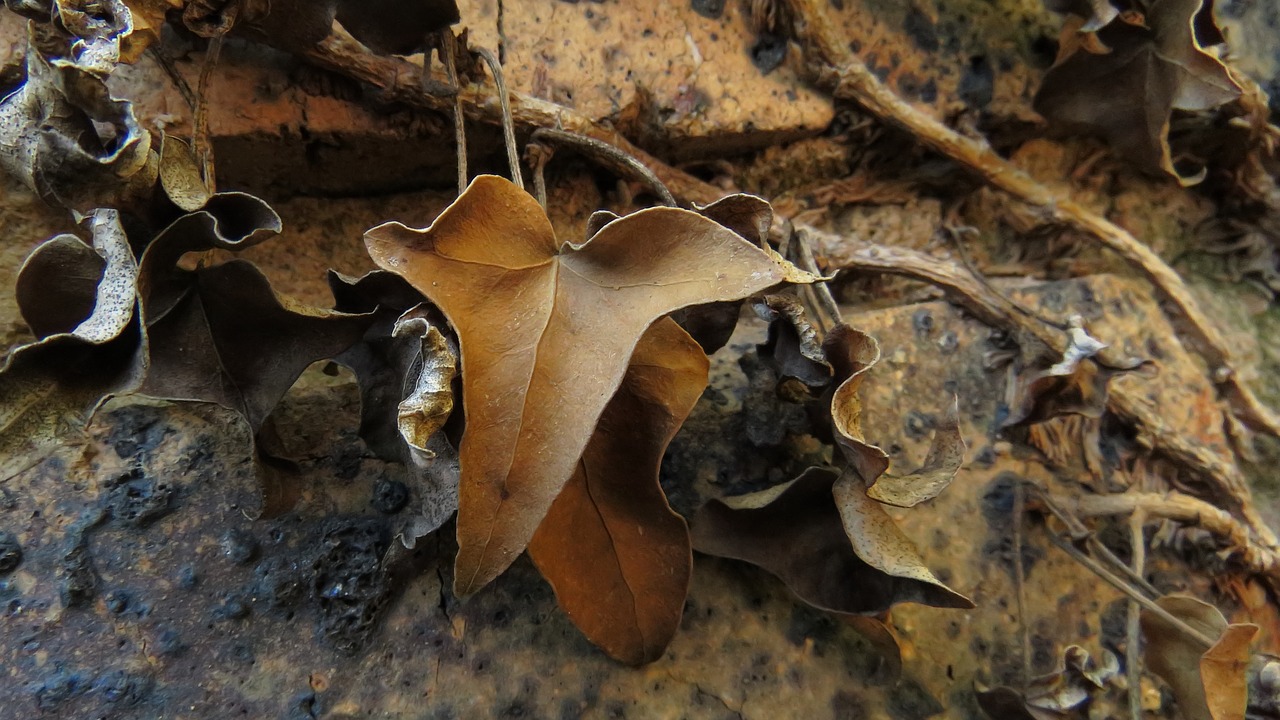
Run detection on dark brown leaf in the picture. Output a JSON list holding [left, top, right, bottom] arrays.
[[1034, 0, 1241, 181], [528, 317, 704, 666]]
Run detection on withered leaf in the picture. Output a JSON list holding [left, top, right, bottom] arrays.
[[976, 644, 1120, 720], [1003, 318, 1153, 427], [825, 324, 970, 603], [865, 397, 965, 508], [528, 317, 704, 666], [157, 135, 211, 212], [691, 467, 971, 614], [137, 193, 374, 435], [1, 209, 145, 480], [668, 194, 776, 354], [753, 293, 831, 392], [1034, 0, 1241, 182], [1142, 594, 1257, 720], [329, 270, 460, 547], [365, 174, 815, 596], [0, 26, 152, 210]]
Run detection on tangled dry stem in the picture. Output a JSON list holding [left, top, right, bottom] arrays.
[[782, 0, 1280, 441]]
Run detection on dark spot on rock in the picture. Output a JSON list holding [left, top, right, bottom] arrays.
[[221, 529, 259, 565], [105, 589, 131, 615], [1099, 598, 1128, 652], [213, 595, 250, 621], [177, 565, 199, 589], [903, 7, 938, 51], [912, 308, 935, 337], [253, 556, 306, 610], [918, 78, 937, 103], [750, 33, 787, 74], [311, 519, 392, 654], [93, 669, 152, 705], [104, 405, 170, 460], [231, 643, 255, 664], [785, 606, 840, 648], [690, 0, 724, 19], [981, 473, 1021, 524], [888, 676, 944, 719], [938, 331, 959, 355], [0, 531, 22, 574], [105, 468, 174, 526], [154, 627, 185, 656], [958, 55, 994, 109], [286, 691, 321, 720], [973, 446, 997, 467], [371, 478, 409, 514], [32, 665, 92, 710], [832, 690, 866, 720], [904, 410, 933, 439], [60, 537, 99, 608]]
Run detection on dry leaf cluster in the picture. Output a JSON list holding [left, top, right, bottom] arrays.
[[2, 0, 1279, 713]]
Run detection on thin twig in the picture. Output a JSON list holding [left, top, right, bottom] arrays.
[[526, 142, 551, 209], [438, 29, 467, 196], [1044, 531, 1216, 649], [1126, 509, 1146, 720], [147, 47, 197, 112], [1065, 491, 1280, 583], [783, 0, 1280, 439], [529, 128, 676, 207], [193, 32, 226, 192], [474, 46, 523, 190], [301, 27, 721, 204]]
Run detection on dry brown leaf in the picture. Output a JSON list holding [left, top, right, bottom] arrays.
[[865, 397, 965, 508], [157, 135, 211, 212], [691, 467, 971, 614], [1, 209, 145, 480], [365, 174, 814, 596], [0, 24, 152, 210], [1141, 594, 1258, 720], [528, 317, 704, 666], [329, 270, 461, 546], [825, 324, 970, 603], [753, 293, 831, 392], [136, 194, 373, 437], [1034, 0, 1241, 182]]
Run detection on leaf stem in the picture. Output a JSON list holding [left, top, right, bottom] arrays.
[[529, 128, 677, 208], [474, 46, 523, 190]]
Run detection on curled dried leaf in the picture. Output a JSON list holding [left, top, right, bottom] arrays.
[[1003, 317, 1154, 427], [365, 175, 816, 596], [753, 293, 831, 392], [865, 397, 965, 508], [691, 467, 971, 614], [1034, 0, 1241, 182], [1, 209, 145, 480], [0, 27, 152, 210], [158, 135, 211, 212], [976, 644, 1121, 720]]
